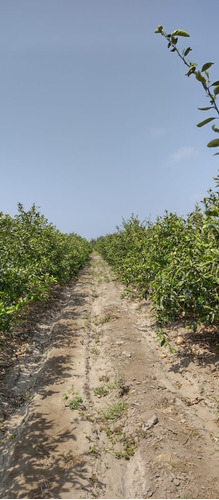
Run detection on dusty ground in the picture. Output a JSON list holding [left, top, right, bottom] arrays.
[[0, 253, 218, 499]]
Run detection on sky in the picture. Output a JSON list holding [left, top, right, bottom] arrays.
[[0, 0, 219, 240]]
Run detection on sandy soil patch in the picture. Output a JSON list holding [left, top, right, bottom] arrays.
[[0, 254, 218, 498]]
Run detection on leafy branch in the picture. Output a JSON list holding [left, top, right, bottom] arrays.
[[155, 25, 219, 154]]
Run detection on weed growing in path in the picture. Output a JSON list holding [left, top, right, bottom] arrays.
[[101, 401, 128, 421], [93, 314, 112, 326], [93, 386, 109, 397], [69, 397, 83, 410], [63, 387, 83, 410], [88, 445, 98, 455]]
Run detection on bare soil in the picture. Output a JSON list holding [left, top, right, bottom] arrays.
[[0, 253, 218, 499]]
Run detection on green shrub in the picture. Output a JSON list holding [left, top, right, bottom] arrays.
[[95, 176, 219, 328], [0, 204, 92, 333]]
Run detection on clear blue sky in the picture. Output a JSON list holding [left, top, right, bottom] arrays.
[[1, 0, 219, 240]]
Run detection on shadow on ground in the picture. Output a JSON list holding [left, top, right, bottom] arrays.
[[2, 411, 92, 499], [0, 266, 103, 499], [168, 322, 219, 374]]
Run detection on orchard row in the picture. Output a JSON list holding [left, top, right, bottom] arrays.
[[0, 204, 92, 333], [95, 175, 219, 330]]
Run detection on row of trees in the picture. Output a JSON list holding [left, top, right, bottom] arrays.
[[95, 175, 219, 331], [0, 204, 92, 334]]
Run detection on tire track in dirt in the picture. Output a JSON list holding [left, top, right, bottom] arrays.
[[0, 253, 218, 499]]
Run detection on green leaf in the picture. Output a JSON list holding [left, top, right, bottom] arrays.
[[201, 62, 214, 72], [211, 81, 219, 86], [214, 86, 219, 95], [207, 138, 219, 148], [184, 47, 192, 56], [186, 63, 197, 77], [196, 72, 206, 85], [196, 117, 215, 128], [154, 25, 164, 34], [171, 36, 178, 45], [171, 29, 190, 37], [212, 124, 219, 133], [198, 107, 214, 111], [206, 208, 219, 217]]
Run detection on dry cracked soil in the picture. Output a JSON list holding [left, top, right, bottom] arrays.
[[0, 253, 219, 499]]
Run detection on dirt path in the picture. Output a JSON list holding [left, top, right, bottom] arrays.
[[0, 253, 218, 499]]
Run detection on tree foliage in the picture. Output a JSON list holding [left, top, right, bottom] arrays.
[[155, 25, 219, 154], [95, 176, 219, 330], [0, 204, 92, 334]]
